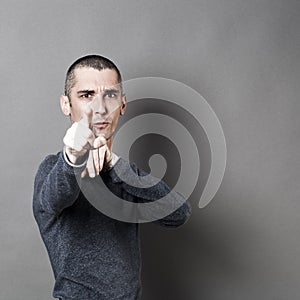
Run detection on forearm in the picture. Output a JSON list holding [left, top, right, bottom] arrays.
[[34, 150, 85, 214], [153, 191, 192, 227], [134, 179, 192, 227], [104, 158, 192, 226]]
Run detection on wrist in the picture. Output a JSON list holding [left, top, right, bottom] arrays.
[[63, 146, 88, 168]]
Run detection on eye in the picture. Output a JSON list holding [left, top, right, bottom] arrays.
[[80, 92, 94, 100], [104, 90, 118, 99]]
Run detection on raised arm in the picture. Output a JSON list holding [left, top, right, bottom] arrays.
[[33, 151, 84, 215], [102, 158, 192, 227], [33, 104, 109, 215]]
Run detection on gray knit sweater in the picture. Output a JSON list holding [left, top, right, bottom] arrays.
[[33, 150, 191, 300]]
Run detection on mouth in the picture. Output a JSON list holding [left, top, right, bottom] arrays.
[[93, 121, 110, 128]]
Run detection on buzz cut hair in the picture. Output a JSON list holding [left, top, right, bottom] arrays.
[[64, 54, 122, 98]]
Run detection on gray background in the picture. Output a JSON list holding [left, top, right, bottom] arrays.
[[1, 0, 300, 299]]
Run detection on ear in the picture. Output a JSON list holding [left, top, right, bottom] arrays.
[[120, 94, 127, 116], [60, 95, 71, 116]]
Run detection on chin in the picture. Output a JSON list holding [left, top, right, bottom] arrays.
[[95, 130, 112, 140]]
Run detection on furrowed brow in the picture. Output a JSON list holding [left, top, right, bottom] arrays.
[[77, 89, 96, 95]]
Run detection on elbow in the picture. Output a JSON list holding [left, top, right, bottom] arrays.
[[173, 201, 192, 227], [157, 200, 192, 228]]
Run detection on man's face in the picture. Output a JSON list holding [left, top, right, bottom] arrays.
[[61, 67, 126, 147]]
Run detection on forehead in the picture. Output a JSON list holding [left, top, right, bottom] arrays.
[[72, 67, 119, 91]]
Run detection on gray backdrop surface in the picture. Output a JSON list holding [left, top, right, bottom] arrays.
[[1, 0, 300, 299]]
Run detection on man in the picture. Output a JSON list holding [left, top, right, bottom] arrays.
[[33, 55, 191, 300]]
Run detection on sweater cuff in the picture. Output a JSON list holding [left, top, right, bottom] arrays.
[[63, 146, 88, 168]]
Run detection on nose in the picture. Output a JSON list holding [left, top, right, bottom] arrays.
[[91, 94, 106, 115]]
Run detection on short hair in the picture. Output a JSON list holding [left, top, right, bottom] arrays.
[[64, 54, 122, 98]]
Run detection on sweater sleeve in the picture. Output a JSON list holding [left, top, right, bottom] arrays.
[[33, 151, 85, 215], [103, 158, 192, 227]]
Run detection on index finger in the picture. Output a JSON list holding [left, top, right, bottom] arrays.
[[80, 105, 93, 129]]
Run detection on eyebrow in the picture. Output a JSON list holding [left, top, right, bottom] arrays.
[[103, 88, 121, 94], [77, 88, 121, 94], [77, 89, 96, 95]]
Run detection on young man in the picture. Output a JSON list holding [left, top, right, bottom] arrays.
[[33, 55, 191, 300]]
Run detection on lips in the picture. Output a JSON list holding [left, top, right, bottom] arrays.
[[93, 121, 110, 129], [94, 122, 109, 125]]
